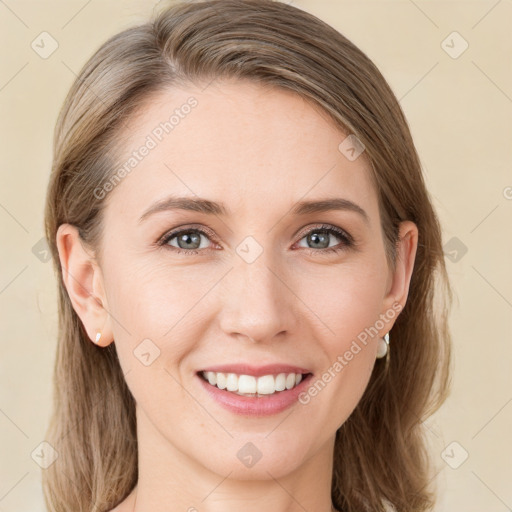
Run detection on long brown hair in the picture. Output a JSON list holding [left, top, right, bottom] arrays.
[[43, 1, 452, 510]]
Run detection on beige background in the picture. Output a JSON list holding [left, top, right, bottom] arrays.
[[1, 0, 511, 510]]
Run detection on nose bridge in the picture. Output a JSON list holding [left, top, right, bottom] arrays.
[[218, 244, 296, 342]]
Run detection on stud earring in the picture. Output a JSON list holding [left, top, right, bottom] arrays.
[[94, 332, 102, 345], [376, 332, 390, 359]]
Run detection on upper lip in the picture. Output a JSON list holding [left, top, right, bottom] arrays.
[[198, 364, 312, 377]]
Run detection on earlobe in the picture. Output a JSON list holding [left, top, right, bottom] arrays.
[[56, 224, 113, 346]]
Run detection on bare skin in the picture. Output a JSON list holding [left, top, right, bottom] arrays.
[[57, 79, 417, 512]]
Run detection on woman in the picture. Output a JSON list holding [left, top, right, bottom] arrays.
[[42, 1, 452, 511]]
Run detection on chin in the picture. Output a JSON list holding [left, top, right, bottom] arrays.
[[193, 433, 312, 480]]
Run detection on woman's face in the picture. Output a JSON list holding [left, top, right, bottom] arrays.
[[60, 79, 416, 481]]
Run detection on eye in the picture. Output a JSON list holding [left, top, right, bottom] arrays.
[[157, 223, 354, 255], [157, 225, 215, 255], [295, 224, 354, 254]]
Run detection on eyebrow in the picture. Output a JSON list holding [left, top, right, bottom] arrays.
[[138, 196, 369, 224]]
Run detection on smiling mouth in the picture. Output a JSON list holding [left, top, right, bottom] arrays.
[[198, 370, 313, 397]]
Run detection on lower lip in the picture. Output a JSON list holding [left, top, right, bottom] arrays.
[[196, 373, 313, 417]]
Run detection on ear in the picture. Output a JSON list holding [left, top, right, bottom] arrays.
[[56, 224, 114, 347], [380, 220, 418, 332]]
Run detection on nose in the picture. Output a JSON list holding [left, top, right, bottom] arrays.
[[217, 247, 298, 345]]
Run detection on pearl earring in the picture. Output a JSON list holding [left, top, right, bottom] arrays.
[[376, 332, 390, 359], [94, 332, 102, 345]]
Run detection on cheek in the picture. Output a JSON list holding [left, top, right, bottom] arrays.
[[100, 257, 213, 421], [292, 259, 387, 420], [105, 249, 186, 319], [294, 257, 389, 348], [102, 255, 218, 363]]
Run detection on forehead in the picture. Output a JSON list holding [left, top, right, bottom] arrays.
[[104, 79, 377, 222]]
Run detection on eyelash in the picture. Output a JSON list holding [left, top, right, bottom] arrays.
[[156, 223, 354, 256]]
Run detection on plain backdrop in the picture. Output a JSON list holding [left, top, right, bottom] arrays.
[[1, 1, 511, 511]]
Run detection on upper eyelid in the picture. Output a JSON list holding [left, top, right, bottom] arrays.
[[296, 224, 352, 241], [159, 224, 216, 243]]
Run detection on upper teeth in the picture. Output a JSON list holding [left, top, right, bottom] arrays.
[[202, 371, 303, 395]]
